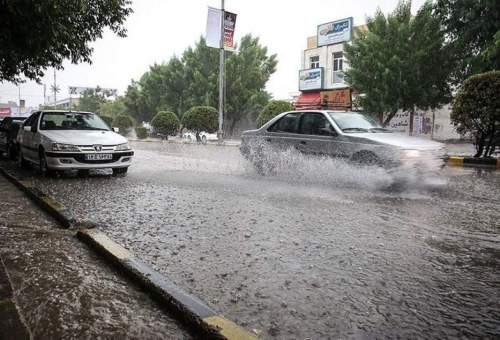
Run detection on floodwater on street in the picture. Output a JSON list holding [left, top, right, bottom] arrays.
[[14, 141, 500, 339]]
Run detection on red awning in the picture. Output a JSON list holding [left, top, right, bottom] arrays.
[[294, 92, 321, 110]]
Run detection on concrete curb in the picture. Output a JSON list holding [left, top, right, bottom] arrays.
[[0, 166, 256, 339], [0, 167, 75, 228], [447, 156, 500, 169], [77, 229, 256, 340]]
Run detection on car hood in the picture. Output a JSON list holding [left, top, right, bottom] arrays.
[[349, 132, 444, 150], [41, 130, 127, 145]]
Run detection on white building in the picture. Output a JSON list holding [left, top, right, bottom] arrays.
[[296, 17, 364, 110]]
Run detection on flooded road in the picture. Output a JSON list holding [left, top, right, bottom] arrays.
[[21, 141, 500, 339]]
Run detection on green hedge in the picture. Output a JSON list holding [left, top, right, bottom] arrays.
[[151, 111, 179, 135], [112, 114, 134, 135], [135, 126, 148, 139], [182, 106, 218, 132]]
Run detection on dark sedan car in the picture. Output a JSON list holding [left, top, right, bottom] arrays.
[[0, 117, 26, 159]]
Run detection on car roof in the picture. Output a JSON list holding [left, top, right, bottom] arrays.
[[39, 110, 95, 114]]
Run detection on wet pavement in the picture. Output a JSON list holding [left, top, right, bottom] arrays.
[[0, 174, 193, 339], [3, 141, 500, 339]]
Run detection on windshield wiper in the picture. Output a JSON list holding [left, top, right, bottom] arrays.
[[342, 127, 369, 132], [369, 127, 391, 133]]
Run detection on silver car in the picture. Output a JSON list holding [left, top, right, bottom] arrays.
[[240, 110, 445, 172]]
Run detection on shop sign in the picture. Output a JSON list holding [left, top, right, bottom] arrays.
[[317, 17, 353, 46], [299, 68, 323, 91]]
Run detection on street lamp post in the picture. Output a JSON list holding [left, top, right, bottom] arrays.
[[217, 0, 225, 143]]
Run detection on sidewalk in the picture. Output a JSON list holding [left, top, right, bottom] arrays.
[[0, 175, 192, 339]]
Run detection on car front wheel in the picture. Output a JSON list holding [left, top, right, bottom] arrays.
[[39, 150, 54, 177]]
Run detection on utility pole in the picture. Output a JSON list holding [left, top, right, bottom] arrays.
[[18, 85, 21, 106], [43, 84, 46, 106], [217, 0, 225, 142], [53, 68, 57, 108]]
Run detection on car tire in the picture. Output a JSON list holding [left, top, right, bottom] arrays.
[[201, 135, 207, 145], [39, 150, 54, 177], [351, 151, 380, 166], [112, 167, 128, 176]]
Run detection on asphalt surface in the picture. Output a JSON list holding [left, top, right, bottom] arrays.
[[4, 141, 500, 339], [0, 174, 193, 339]]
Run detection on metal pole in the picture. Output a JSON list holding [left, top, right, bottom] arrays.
[[217, 0, 225, 142], [53, 68, 57, 108]]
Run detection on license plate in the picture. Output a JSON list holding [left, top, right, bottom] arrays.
[[85, 153, 112, 161]]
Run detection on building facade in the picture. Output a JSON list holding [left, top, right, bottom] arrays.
[[296, 17, 365, 110]]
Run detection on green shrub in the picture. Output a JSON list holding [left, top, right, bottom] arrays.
[[99, 115, 113, 128], [256, 100, 294, 128], [112, 114, 134, 135], [451, 70, 500, 157], [182, 106, 218, 132], [151, 111, 179, 135], [135, 126, 148, 139]]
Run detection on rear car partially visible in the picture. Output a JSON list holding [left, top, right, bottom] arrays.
[[0, 117, 26, 160]]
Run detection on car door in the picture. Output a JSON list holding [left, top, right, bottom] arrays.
[[23, 112, 41, 161], [264, 112, 303, 151], [296, 112, 346, 158]]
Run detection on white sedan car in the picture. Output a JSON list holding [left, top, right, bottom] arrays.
[[181, 131, 218, 144], [17, 110, 133, 176]]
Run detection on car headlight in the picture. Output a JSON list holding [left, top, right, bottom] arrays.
[[115, 143, 130, 151], [400, 149, 421, 158], [52, 143, 80, 152]]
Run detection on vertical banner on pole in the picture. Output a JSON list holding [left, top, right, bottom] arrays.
[[223, 11, 237, 50], [206, 7, 221, 49], [206, 7, 237, 51]]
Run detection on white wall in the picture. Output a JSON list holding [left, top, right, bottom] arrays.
[[302, 44, 349, 90], [385, 105, 461, 140]]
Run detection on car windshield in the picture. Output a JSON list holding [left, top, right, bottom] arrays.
[[328, 112, 388, 133], [40, 112, 110, 131]]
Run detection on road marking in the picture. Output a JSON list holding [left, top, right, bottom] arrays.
[[447, 156, 464, 166], [203, 315, 257, 340], [82, 229, 133, 260]]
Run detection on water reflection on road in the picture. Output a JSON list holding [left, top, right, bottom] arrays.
[[27, 141, 500, 339]]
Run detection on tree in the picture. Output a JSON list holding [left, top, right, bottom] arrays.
[[256, 100, 294, 128], [451, 71, 500, 158], [100, 97, 127, 118], [123, 81, 153, 123], [225, 35, 277, 134], [112, 114, 134, 135], [182, 106, 218, 133], [0, 1, 132, 82], [435, 0, 500, 85], [344, 1, 452, 128], [76, 88, 108, 114], [124, 35, 277, 135], [151, 111, 179, 137]]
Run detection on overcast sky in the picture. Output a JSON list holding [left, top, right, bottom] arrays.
[[0, 0, 427, 107]]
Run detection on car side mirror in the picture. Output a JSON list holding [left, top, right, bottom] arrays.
[[112, 127, 119, 133]]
